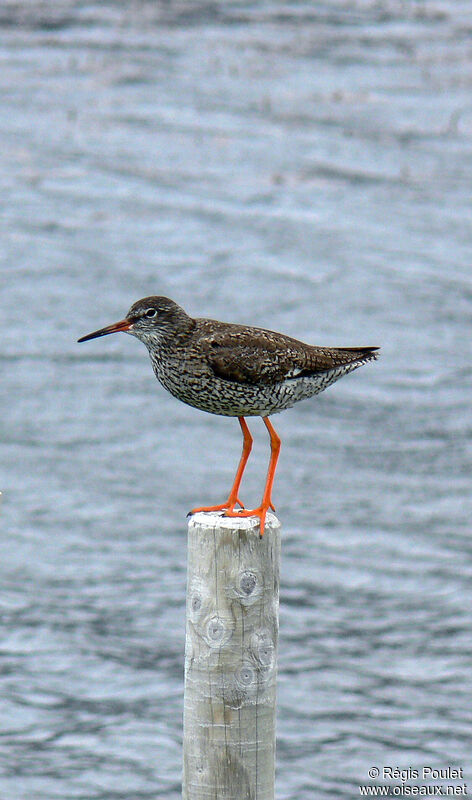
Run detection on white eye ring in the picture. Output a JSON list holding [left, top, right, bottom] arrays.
[[145, 308, 157, 318]]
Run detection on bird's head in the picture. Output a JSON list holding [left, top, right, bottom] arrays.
[[78, 296, 193, 348]]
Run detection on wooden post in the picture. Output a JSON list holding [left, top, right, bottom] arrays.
[[183, 511, 281, 800]]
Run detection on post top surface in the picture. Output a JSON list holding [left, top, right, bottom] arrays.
[[188, 511, 280, 532]]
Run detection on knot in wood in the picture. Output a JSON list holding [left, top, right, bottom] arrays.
[[235, 662, 257, 691], [239, 570, 257, 596], [204, 614, 231, 649], [191, 592, 202, 613], [228, 567, 263, 607], [250, 629, 275, 671], [188, 578, 210, 628], [224, 660, 260, 707]]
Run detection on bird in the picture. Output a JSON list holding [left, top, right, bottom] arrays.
[[78, 296, 379, 536]]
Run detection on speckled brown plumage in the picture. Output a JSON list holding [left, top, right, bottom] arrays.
[[78, 296, 379, 535]]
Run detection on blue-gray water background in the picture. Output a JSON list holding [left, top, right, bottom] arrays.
[[2, 2, 472, 798]]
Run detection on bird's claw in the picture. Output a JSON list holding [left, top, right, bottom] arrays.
[[189, 495, 245, 516]]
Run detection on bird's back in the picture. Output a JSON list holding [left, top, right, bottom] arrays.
[[149, 316, 378, 417]]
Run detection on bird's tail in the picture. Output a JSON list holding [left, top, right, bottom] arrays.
[[338, 346, 380, 364]]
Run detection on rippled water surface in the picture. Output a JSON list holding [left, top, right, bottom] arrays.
[[1, 2, 472, 798]]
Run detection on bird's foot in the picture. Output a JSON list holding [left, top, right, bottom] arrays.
[[189, 496, 245, 516], [223, 504, 273, 538]]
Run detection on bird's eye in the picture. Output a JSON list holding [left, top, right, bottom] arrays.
[[145, 308, 157, 318]]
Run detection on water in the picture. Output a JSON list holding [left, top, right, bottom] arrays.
[[1, 2, 472, 798]]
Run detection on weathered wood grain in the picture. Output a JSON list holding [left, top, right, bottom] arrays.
[[183, 511, 281, 800]]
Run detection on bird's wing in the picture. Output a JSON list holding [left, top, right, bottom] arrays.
[[200, 324, 378, 386], [204, 333, 295, 385]]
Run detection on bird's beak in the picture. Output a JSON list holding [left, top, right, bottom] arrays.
[[77, 318, 134, 343]]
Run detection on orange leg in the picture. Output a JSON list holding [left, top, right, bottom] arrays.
[[190, 417, 253, 514], [225, 416, 281, 537]]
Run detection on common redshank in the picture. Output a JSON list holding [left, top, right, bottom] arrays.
[[78, 296, 378, 535]]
